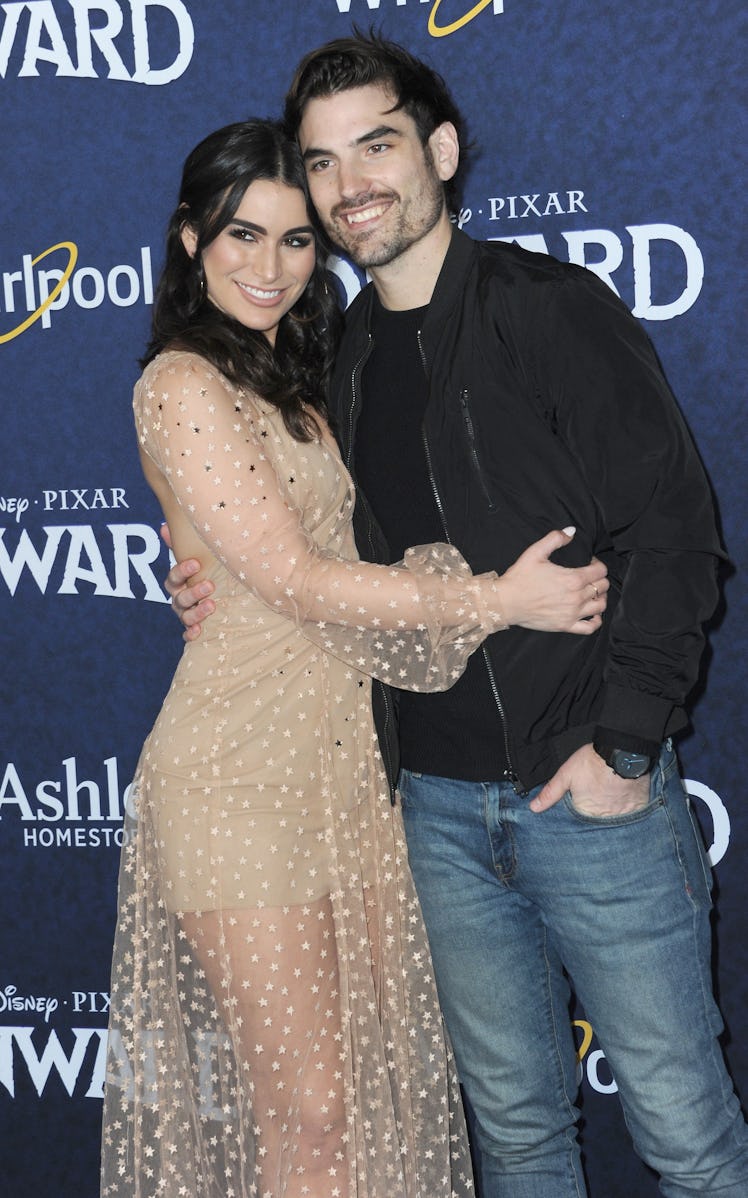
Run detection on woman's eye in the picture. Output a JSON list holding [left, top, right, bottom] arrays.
[[286, 236, 313, 249], [229, 227, 255, 242]]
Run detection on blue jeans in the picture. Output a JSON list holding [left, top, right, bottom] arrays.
[[398, 745, 748, 1198]]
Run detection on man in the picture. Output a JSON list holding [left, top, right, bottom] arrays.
[[167, 33, 748, 1198]]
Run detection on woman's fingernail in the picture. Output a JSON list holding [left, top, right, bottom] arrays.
[[562, 525, 576, 537]]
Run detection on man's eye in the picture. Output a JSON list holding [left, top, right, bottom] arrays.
[[309, 159, 331, 172]]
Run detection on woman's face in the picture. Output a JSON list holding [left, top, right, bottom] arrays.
[[183, 179, 317, 345]]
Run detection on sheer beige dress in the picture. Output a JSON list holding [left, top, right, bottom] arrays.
[[101, 350, 503, 1198]]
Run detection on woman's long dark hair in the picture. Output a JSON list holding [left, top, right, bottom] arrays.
[[143, 119, 341, 441]]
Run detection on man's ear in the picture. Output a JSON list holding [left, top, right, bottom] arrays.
[[180, 222, 198, 258], [429, 121, 459, 183]]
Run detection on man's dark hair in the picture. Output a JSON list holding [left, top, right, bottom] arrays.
[[284, 30, 467, 211]]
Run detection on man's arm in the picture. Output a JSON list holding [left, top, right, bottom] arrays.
[[529, 266, 724, 811], [160, 524, 215, 642], [165, 557, 216, 641]]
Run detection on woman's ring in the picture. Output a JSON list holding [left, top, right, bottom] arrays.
[[591, 583, 599, 599]]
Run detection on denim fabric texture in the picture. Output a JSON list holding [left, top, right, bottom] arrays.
[[399, 745, 748, 1197]]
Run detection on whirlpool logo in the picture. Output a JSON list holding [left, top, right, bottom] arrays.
[[332, 0, 507, 38], [0, 0, 194, 85], [0, 242, 153, 342]]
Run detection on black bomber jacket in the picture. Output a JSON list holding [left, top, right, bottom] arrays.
[[328, 228, 724, 793]]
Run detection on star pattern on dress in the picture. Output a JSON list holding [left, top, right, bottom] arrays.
[[103, 349, 488, 1198]]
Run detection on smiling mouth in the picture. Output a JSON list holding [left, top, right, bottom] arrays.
[[236, 281, 284, 300], [340, 202, 390, 227]]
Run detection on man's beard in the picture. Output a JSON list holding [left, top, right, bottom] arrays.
[[326, 152, 445, 269]]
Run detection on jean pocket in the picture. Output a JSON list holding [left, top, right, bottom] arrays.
[[562, 790, 664, 825], [562, 743, 675, 825], [397, 768, 421, 810], [562, 762, 665, 825]]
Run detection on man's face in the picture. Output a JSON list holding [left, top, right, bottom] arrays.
[[298, 84, 453, 270]]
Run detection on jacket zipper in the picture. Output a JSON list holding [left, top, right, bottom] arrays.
[[348, 330, 398, 801], [459, 388, 497, 511], [417, 331, 519, 786], [346, 335, 371, 471], [347, 333, 378, 563]]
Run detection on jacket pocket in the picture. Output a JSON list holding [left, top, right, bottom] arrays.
[[459, 388, 497, 511]]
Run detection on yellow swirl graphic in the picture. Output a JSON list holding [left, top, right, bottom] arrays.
[[572, 1019, 594, 1062], [428, 0, 496, 38], [0, 241, 78, 344]]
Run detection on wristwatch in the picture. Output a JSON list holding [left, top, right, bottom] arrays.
[[593, 744, 655, 779]]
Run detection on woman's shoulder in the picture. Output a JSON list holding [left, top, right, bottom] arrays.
[[134, 348, 266, 414], [132, 348, 275, 446], [136, 347, 230, 393]]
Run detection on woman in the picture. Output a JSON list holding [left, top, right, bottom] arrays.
[[101, 120, 607, 1198]]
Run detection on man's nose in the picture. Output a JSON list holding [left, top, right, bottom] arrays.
[[337, 156, 368, 199]]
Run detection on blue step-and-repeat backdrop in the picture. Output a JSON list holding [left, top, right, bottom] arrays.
[[1, 3, 745, 1195]]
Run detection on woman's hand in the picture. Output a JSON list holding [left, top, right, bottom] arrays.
[[487, 527, 609, 634]]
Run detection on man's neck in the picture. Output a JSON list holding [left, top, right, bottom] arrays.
[[368, 213, 453, 312]]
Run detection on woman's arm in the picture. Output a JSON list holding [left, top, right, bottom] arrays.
[[140, 353, 606, 689]]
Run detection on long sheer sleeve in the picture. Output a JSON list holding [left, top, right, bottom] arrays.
[[134, 351, 504, 691]]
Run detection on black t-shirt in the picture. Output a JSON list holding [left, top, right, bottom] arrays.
[[354, 292, 510, 781]]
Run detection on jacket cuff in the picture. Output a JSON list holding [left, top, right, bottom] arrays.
[[596, 683, 674, 745], [592, 727, 661, 758]]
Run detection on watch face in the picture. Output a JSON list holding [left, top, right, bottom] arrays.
[[610, 750, 652, 779]]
